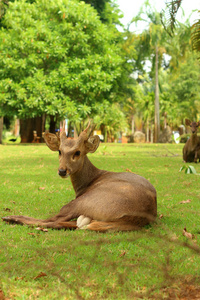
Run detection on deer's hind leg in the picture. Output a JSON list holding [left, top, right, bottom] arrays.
[[86, 220, 140, 232]]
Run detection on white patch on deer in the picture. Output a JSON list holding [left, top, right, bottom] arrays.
[[77, 215, 91, 229]]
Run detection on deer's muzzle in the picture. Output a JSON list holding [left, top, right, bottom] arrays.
[[58, 169, 67, 177]]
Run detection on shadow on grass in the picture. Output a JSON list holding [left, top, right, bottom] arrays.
[[0, 227, 199, 299]]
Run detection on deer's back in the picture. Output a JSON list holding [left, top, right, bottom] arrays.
[[74, 171, 157, 222]]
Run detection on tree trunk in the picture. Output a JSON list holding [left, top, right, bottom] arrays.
[[49, 115, 56, 133], [20, 118, 34, 143], [20, 116, 45, 143], [151, 122, 154, 143], [164, 112, 167, 129], [131, 115, 134, 135], [154, 45, 160, 143], [0, 117, 3, 144], [104, 128, 108, 143], [146, 118, 149, 142]]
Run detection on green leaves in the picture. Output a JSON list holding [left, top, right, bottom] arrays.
[[0, 0, 123, 119], [179, 165, 197, 174]]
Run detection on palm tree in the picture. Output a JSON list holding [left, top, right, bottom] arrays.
[[160, 0, 182, 37], [191, 17, 200, 56], [130, 0, 168, 141], [161, 1, 200, 56]]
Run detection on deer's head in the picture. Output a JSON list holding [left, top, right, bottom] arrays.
[[185, 119, 200, 134], [43, 123, 100, 178]]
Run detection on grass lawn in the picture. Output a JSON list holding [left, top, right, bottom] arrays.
[[0, 142, 200, 299]]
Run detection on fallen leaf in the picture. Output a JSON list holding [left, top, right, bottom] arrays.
[[126, 168, 134, 173], [170, 233, 178, 241], [34, 272, 47, 280], [159, 214, 164, 219], [0, 289, 4, 300], [119, 250, 126, 257], [38, 187, 45, 190], [3, 208, 11, 212], [179, 199, 191, 204], [15, 277, 24, 281], [28, 233, 36, 236], [183, 227, 194, 239]]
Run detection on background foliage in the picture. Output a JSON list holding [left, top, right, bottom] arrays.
[[0, 0, 199, 142]]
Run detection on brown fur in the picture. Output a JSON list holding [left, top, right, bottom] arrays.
[[183, 119, 200, 163], [2, 124, 157, 232]]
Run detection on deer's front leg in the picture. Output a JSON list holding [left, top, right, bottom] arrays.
[[194, 145, 200, 163], [2, 215, 44, 225]]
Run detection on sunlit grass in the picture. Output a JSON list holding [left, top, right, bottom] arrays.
[[0, 143, 200, 299]]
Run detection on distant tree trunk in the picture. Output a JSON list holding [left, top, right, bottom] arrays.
[[20, 116, 45, 143], [131, 115, 134, 135], [49, 115, 56, 133], [0, 117, 3, 144], [14, 119, 20, 137], [164, 112, 167, 128], [151, 122, 154, 143], [104, 128, 108, 142], [154, 45, 160, 142], [20, 118, 34, 143], [42, 114, 46, 135], [146, 118, 149, 142]]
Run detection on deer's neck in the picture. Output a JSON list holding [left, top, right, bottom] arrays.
[[191, 132, 198, 144], [70, 156, 105, 197]]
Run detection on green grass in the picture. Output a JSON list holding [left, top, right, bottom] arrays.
[[0, 143, 200, 299]]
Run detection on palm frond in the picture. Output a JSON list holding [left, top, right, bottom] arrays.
[[191, 14, 200, 56], [160, 0, 183, 36]]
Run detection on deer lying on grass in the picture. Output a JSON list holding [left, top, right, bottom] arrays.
[[2, 123, 157, 232], [183, 119, 200, 163]]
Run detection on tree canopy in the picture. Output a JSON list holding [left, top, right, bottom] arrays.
[[0, 0, 123, 120]]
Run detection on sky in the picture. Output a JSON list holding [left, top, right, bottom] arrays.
[[116, 0, 200, 32]]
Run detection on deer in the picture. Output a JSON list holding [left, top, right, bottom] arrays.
[[2, 123, 157, 232], [183, 119, 200, 163]]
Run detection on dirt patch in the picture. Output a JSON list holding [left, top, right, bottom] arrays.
[[151, 279, 200, 299]]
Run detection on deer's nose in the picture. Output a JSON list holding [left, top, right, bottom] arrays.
[[58, 169, 67, 177]]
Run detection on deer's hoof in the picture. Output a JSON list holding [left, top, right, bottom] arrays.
[[2, 216, 11, 221], [77, 215, 91, 229], [2, 216, 23, 224]]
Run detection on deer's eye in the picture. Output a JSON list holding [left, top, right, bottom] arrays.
[[73, 151, 81, 159]]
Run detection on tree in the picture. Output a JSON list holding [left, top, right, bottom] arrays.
[[168, 54, 200, 121], [92, 100, 128, 142], [161, 19, 200, 125], [161, 1, 200, 58], [130, 0, 168, 141], [0, 0, 123, 141], [191, 15, 200, 56], [81, 0, 123, 26]]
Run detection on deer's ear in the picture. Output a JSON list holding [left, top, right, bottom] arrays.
[[43, 133, 60, 151], [185, 119, 191, 126], [85, 135, 100, 153]]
